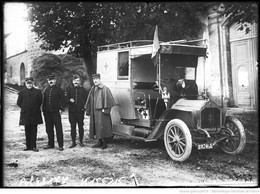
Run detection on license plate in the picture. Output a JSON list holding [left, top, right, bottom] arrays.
[[197, 143, 213, 150]]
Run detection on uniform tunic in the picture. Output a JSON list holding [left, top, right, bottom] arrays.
[[66, 86, 88, 142], [42, 85, 65, 148], [85, 83, 115, 140], [67, 86, 88, 112], [43, 85, 65, 112]]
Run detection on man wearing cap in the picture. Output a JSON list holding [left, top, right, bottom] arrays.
[[85, 73, 115, 149], [66, 74, 88, 148], [17, 77, 43, 152], [42, 74, 66, 151]]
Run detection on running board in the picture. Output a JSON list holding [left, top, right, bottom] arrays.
[[113, 132, 157, 142], [113, 123, 157, 142]]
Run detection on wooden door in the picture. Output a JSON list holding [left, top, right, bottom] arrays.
[[230, 23, 257, 109]]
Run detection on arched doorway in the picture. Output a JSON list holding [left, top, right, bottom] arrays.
[[229, 23, 258, 109], [20, 63, 25, 86]]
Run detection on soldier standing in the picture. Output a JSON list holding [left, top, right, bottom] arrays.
[[85, 74, 115, 149], [17, 77, 43, 152], [66, 74, 88, 148], [42, 74, 65, 151]]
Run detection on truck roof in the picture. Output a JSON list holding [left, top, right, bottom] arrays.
[[97, 39, 207, 56]]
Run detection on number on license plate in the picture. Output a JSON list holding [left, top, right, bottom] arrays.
[[197, 143, 213, 150]]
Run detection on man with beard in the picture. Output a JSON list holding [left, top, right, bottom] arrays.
[[17, 77, 43, 152], [66, 74, 88, 148], [42, 74, 65, 151], [85, 74, 115, 149]]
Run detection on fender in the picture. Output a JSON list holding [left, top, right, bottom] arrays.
[[147, 108, 197, 140]]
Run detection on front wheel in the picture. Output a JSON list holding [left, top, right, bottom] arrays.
[[220, 116, 246, 155], [164, 119, 192, 162]]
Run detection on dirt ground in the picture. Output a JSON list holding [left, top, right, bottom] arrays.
[[2, 88, 259, 187]]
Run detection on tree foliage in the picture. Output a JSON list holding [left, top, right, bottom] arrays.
[[27, 2, 207, 75], [31, 53, 90, 91], [218, 2, 258, 33]]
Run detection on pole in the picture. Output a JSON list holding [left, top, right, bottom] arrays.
[[158, 51, 161, 94], [217, 16, 224, 107]]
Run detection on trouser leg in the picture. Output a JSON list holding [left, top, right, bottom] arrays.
[[30, 125, 38, 148], [77, 112, 84, 142], [53, 112, 63, 148], [44, 113, 55, 147], [24, 125, 31, 149], [69, 112, 77, 143]]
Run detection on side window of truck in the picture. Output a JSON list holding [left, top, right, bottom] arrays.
[[118, 51, 129, 79]]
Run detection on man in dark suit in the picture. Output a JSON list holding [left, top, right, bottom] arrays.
[[42, 74, 65, 151], [17, 77, 43, 152], [66, 74, 88, 148]]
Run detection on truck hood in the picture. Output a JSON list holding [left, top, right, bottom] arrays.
[[171, 98, 218, 112]]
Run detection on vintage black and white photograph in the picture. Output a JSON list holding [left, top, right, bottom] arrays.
[[2, 2, 259, 189]]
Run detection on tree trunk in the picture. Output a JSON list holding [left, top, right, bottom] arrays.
[[82, 50, 95, 86]]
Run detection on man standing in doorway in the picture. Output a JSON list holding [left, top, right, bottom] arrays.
[[42, 74, 65, 151], [85, 74, 115, 149], [66, 74, 88, 148], [17, 77, 43, 152]]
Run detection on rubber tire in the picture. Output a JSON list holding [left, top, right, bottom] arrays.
[[220, 116, 246, 155], [164, 119, 192, 162]]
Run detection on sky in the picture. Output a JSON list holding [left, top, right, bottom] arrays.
[[4, 2, 28, 57], [4, 2, 28, 34], [3, 2, 68, 56]]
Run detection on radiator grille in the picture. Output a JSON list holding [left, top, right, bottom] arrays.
[[201, 108, 221, 128]]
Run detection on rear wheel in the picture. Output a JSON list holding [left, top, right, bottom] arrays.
[[164, 119, 192, 162], [220, 116, 246, 155]]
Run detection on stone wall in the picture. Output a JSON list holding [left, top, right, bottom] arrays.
[[6, 51, 27, 85], [26, 27, 51, 74], [207, 12, 222, 105], [194, 3, 228, 106], [5, 26, 51, 85], [194, 4, 223, 106]]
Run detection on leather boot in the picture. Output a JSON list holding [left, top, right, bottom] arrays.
[[101, 139, 107, 149], [69, 141, 77, 148], [79, 141, 84, 147], [91, 139, 103, 148]]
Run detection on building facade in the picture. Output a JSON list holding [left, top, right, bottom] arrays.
[[195, 3, 258, 110], [5, 22, 50, 85]]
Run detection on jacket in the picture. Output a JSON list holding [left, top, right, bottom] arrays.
[[66, 86, 88, 112], [17, 87, 43, 125], [42, 85, 65, 113]]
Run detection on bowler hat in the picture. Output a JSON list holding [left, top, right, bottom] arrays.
[[47, 74, 56, 80], [92, 74, 100, 79], [25, 77, 34, 83]]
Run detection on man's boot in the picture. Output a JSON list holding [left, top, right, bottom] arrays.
[[79, 140, 84, 147], [101, 139, 107, 149], [91, 139, 103, 148], [69, 141, 77, 148]]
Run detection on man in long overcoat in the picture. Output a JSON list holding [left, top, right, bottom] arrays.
[[85, 74, 115, 149], [66, 74, 88, 148], [42, 74, 66, 151], [17, 77, 43, 152]]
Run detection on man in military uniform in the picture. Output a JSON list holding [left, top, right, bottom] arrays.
[[66, 74, 88, 148], [42, 74, 65, 151], [85, 74, 115, 149], [17, 77, 43, 152]]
